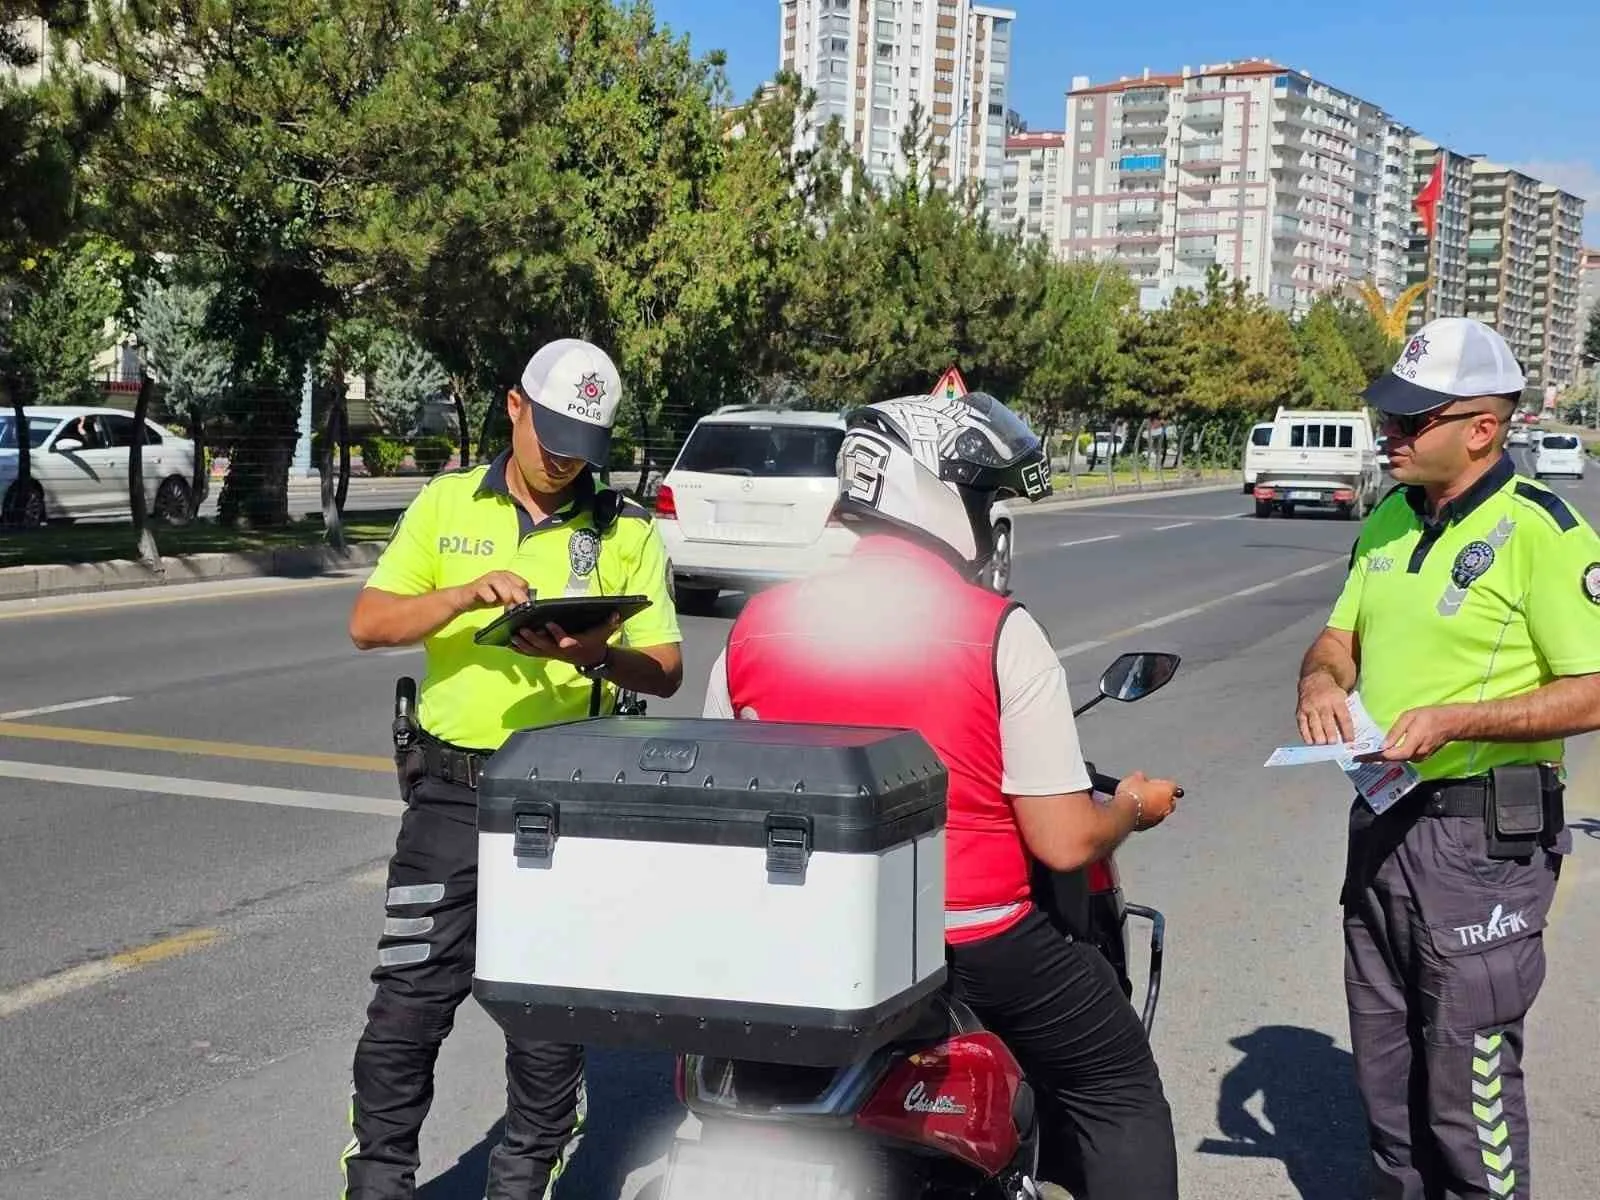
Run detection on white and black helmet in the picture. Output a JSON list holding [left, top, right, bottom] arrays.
[[834, 391, 1053, 572]]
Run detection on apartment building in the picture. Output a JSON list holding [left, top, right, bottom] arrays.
[[1464, 162, 1543, 359], [1579, 248, 1600, 362], [1403, 148, 1586, 388], [997, 131, 1064, 243], [779, 0, 1016, 198], [1532, 185, 1584, 389], [1057, 60, 1414, 313], [1404, 139, 1474, 326]]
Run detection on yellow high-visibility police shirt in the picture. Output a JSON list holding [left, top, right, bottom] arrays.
[[364, 453, 681, 750], [1326, 454, 1600, 781]]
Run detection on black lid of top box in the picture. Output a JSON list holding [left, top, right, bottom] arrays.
[[477, 717, 948, 855]]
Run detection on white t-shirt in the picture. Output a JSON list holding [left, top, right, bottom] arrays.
[[701, 606, 1092, 797]]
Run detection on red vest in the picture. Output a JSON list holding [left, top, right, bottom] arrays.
[[723, 535, 1031, 945]]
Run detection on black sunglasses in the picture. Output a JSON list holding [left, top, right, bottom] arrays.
[[1379, 409, 1497, 439]]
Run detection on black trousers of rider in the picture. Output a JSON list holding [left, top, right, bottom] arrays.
[[342, 761, 586, 1200], [949, 908, 1180, 1200]]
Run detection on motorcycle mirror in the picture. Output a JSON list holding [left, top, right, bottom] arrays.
[[1097, 652, 1181, 704]]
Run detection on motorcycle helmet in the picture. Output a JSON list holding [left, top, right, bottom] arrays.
[[833, 390, 1053, 574]]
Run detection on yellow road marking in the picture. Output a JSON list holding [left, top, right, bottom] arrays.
[[0, 927, 222, 1019], [0, 573, 364, 622], [0, 720, 391, 773]]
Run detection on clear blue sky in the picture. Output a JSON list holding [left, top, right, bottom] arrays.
[[649, 0, 1599, 242]]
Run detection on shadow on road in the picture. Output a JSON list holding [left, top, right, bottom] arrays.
[[1195, 1025, 1368, 1200], [418, 1050, 679, 1200], [419, 1116, 503, 1200]]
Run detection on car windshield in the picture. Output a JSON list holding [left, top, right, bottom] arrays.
[[0, 416, 56, 450], [1541, 436, 1580, 450], [675, 422, 844, 478], [1251, 426, 1272, 446]]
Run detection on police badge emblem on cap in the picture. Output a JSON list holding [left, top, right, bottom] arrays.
[[1451, 540, 1496, 590], [1583, 561, 1600, 606], [569, 528, 600, 578]]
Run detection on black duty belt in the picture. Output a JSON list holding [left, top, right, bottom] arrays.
[[1411, 767, 1562, 819], [418, 733, 490, 790], [1414, 776, 1491, 818]]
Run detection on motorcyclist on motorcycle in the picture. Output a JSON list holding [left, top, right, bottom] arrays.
[[702, 390, 1182, 1199]]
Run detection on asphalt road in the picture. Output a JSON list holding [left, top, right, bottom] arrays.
[[1, 454, 1597, 1199]]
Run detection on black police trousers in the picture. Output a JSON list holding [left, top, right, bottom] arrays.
[[341, 767, 585, 1199], [949, 908, 1180, 1199], [1343, 796, 1565, 1200]]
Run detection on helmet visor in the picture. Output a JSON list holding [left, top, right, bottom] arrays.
[[947, 392, 1042, 468]]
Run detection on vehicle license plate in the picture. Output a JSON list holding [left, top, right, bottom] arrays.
[[715, 501, 789, 525], [660, 1138, 843, 1200], [1289, 490, 1321, 502]]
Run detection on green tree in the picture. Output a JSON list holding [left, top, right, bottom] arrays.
[[0, 1, 114, 276], [134, 274, 231, 517], [80, 0, 488, 525], [1017, 253, 1137, 462], [1584, 305, 1600, 366], [5, 236, 129, 407], [1291, 296, 1367, 410], [1326, 295, 1396, 385], [1151, 266, 1295, 466], [371, 332, 447, 439]]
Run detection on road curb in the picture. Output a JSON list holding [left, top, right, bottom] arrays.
[[0, 542, 386, 602], [1023, 477, 1238, 514]]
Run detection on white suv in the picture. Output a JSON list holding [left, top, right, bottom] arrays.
[[1532, 433, 1586, 480], [653, 407, 1019, 613]]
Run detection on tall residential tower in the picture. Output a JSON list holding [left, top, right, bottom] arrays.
[[780, 0, 1015, 200]]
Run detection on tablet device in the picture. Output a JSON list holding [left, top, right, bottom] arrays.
[[474, 594, 653, 648]]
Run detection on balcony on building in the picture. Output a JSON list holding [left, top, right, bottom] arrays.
[[1184, 100, 1226, 129], [1115, 199, 1161, 229], [1177, 235, 1218, 262], [1118, 152, 1166, 177], [1122, 88, 1170, 113], [1179, 140, 1226, 167]]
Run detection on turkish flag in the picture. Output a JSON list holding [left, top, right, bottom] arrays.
[[1414, 157, 1444, 240]]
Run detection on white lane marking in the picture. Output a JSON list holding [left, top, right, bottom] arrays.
[[0, 695, 131, 721], [0, 759, 402, 817], [378, 647, 420, 658], [1059, 535, 1121, 548], [0, 574, 363, 622], [1053, 558, 1346, 660], [1151, 522, 1194, 532], [1046, 511, 1244, 523]]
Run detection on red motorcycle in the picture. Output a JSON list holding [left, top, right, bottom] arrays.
[[656, 650, 1179, 1200]]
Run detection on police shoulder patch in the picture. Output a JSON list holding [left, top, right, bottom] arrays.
[[1583, 562, 1600, 606], [1514, 482, 1578, 532]]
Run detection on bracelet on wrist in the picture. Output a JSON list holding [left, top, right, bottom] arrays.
[[578, 646, 613, 680]]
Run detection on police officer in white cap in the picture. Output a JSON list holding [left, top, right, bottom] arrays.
[[1296, 317, 1600, 1199], [341, 338, 683, 1198]]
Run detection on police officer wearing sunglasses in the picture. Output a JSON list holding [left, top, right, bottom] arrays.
[[1295, 317, 1600, 1199]]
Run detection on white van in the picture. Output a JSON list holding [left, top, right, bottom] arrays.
[[1242, 422, 1273, 493], [1250, 408, 1383, 520], [1533, 434, 1586, 480]]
